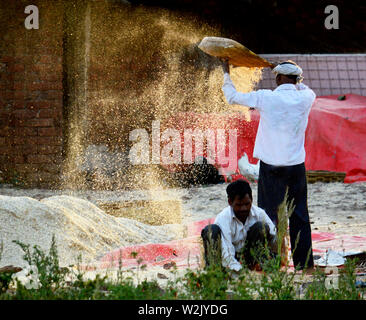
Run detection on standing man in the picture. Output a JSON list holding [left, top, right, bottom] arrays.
[[221, 59, 316, 270]]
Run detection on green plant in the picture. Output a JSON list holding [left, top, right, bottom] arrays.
[[0, 272, 13, 295], [0, 232, 364, 300], [12, 235, 68, 298], [276, 188, 295, 268], [177, 265, 231, 299], [203, 226, 222, 269], [304, 258, 364, 300], [0, 239, 3, 262]]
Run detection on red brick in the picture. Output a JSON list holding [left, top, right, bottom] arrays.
[[26, 91, 41, 100], [40, 90, 63, 100], [30, 64, 52, 73], [35, 63, 62, 75], [0, 127, 14, 136], [34, 136, 63, 145], [0, 155, 11, 164], [38, 145, 63, 155], [0, 77, 13, 87], [52, 100, 63, 109], [12, 64, 25, 73], [13, 81, 24, 90], [0, 146, 13, 155], [11, 144, 37, 155], [13, 109, 36, 119], [26, 82, 42, 91], [26, 101, 52, 109], [26, 118, 54, 127], [27, 82, 63, 91], [27, 154, 53, 164], [38, 127, 61, 137], [13, 155, 25, 164], [49, 82, 62, 90], [13, 72, 26, 81], [13, 99, 25, 109], [13, 137, 26, 145], [41, 74, 62, 82], [0, 90, 14, 100], [37, 109, 56, 118], [14, 89, 26, 99], [0, 56, 15, 63], [0, 109, 11, 118], [0, 82, 9, 90], [23, 72, 40, 82], [39, 55, 53, 64], [21, 137, 41, 145], [14, 127, 38, 136], [14, 119, 26, 126], [26, 145, 38, 155]]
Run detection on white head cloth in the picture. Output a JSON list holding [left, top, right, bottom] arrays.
[[272, 61, 304, 82]]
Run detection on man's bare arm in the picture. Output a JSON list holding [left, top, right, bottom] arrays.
[[221, 58, 230, 74]]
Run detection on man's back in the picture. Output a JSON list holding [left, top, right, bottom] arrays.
[[222, 74, 316, 166], [253, 83, 316, 165]]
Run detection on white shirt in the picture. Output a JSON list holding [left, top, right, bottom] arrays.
[[222, 73, 316, 166], [214, 204, 277, 271]]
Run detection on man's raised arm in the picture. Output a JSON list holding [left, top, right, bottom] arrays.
[[221, 59, 264, 109]]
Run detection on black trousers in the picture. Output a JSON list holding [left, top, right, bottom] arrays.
[[201, 222, 275, 270], [257, 160, 314, 269]]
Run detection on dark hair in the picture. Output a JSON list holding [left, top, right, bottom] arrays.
[[226, 179, 252, 201], [278, 61, 299, 83], [276, 73, 297, 84], [284, 74, 297, 83], [279, 61, 296, 66]]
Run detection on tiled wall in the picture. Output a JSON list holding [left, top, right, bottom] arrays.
[[256, 54, 366, 97]]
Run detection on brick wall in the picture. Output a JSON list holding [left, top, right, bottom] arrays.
[[0, 0, 64, 187], [1, 1, 365, 189]]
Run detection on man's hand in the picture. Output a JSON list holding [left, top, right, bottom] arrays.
[[221, 58, 230, 74]]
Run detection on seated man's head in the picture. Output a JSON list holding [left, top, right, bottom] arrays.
[[226, 179, 252, 223], [272, 60, 303, 86]]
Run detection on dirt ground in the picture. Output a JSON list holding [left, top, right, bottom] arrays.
[[1, 181, 365, 237], [1, 181, 365, 287]]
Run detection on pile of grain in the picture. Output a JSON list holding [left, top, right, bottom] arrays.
[[0, 195, 185, 268]]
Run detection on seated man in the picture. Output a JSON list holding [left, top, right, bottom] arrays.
[[201, 179, 277, 272]]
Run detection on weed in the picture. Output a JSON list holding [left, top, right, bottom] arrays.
[[0, 239, 3, 262], [0, 228, 364, 300]]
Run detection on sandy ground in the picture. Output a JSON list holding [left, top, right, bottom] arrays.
[[1, 181, 365, 286], [1, 181, 365, 236]]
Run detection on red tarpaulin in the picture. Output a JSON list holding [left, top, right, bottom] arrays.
[[162, 94, 366, 183], [97, 218, 366, 270], [305, 94, 366, 183]]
